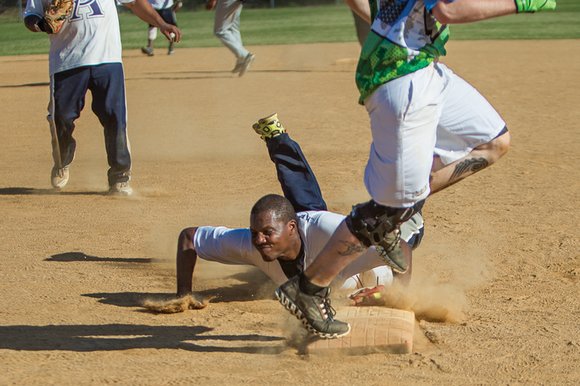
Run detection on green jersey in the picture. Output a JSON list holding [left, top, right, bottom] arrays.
[[356, 0, 450, 104]]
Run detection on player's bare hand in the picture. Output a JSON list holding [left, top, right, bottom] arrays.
[[161, 25, 181, 43], [206, 0, 217, 10]]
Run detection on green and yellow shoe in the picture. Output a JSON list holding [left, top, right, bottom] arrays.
[[252, 113, 286, 141]]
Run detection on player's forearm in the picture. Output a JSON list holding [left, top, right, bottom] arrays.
[[432, 0, 516, 24], [345, 0, 371, 24], [176, 228, 198, 296]]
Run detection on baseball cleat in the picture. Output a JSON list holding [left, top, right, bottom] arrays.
[[51, 165, 69, 189], [375, 228, 408, 273], [348, 285, 386, 306], [275, 275, 351, 339], [141, 47, 154, 57], [108, 181, 133, 196], [252, 113, 286, 141], [238, 53, 255, 77]]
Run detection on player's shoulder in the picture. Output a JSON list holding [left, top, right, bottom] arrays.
[[297, 210, 345, 228]]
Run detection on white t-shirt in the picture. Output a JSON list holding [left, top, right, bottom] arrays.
[[25, 0, 134, 75], [193, 211, 423, 286]]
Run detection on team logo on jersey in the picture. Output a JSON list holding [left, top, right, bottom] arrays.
[[70, 0, 104, 21]]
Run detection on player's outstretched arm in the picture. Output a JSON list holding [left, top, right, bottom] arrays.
[[432, 0, 556, 24], [176, 227, 198, 297], [123, 0, 181, 42]]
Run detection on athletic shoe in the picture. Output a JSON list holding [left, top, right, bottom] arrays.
[[252, 113, 286, 141], [238, 53, 255, 77], [348, 285, 385, 306], [51, 165, 69, 189], [375, 227, 407, 273], [168, 44, 175, 55], [108, 181, 133, 196], [141, 47, 154, 57], [231, 61, 243, 74], [275, 275, 351, 339]]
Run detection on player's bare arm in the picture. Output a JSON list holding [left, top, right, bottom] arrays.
[[432, 0, 556, 24], [345, 0, 371, 24], [124, 0, 182, 42], [303, 221, 365, 287], [176, 227, 198, 296]]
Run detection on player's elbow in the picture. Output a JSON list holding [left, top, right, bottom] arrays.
[[431, 1, 464, 24], [491, 130, 511, 161], [178, 227, 197, 252], [122, 1, 136, 10]]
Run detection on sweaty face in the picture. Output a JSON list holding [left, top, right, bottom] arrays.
[[250, 210, 297, 262]]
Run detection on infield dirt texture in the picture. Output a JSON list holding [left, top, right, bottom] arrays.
[[0, 41, 579, 384]]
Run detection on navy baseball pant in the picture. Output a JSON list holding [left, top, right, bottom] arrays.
[[49, 62, 131, 185], [266, 133, 327, 213]]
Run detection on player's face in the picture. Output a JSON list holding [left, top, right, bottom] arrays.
[[250, 210, 298, 262]]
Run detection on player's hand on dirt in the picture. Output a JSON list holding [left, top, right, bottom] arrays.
[[515, 0, 556, 13], [161, 24, 181, 43], [206, 0, 217, 10]]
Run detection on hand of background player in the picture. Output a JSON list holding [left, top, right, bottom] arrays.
[[160, 24, 181, 43], [515, 0, 556, 13], [206, 0, 217, 10]]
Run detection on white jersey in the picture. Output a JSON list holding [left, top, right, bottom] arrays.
[[193, 211, 423, 286], [148, 0, 174, 10], [25, 0, 134, 75]]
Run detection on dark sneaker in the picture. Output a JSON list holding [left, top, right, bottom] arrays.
[[108, 181, 133, 196], [275, 276, 351, 339], [375, 227, 408, 273], [51, 165, 69, 189], [238, 53, 255, 77], [141, 47, 154, 57]]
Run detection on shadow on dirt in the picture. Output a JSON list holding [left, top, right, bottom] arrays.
[[46, 252, 152, 264], [0, 324, 285, 353], [0, 187, 105, 195], [0, 82, 50, 88]]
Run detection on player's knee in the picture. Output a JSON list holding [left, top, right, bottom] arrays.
[[148, 26, 158, 41], [478, 126, 511, 164], [214, 29, 226, 39], [345, 200, 419, 247], [492, 128, 511, 159], [178, 227, 196, 251]]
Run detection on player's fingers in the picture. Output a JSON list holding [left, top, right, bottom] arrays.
[[167, 27, 181, 43]]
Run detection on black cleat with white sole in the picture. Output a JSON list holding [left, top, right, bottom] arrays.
[[275, 275, 351, 339]]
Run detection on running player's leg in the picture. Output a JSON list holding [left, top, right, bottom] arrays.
[[214, 0, 248, 62], [429, 63, 510, 193], [88, 63, 131, 188], [303, 67, 440, 283], [275, 68, 440, 337], [49, 66, 91, 186]]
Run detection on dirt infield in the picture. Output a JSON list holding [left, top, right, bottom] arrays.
[[0, 40, 578, 384]]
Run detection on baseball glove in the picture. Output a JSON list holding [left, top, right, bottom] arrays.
[[44, 0, 74, 34]]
